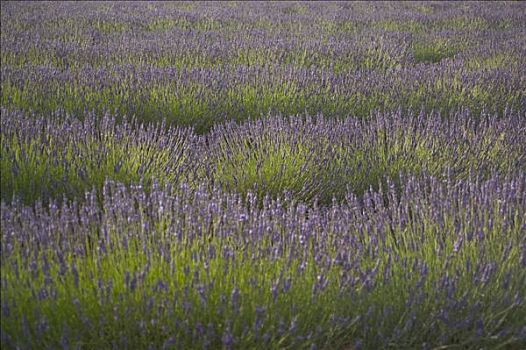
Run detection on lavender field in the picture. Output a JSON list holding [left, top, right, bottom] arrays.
[[1, 2, 525, 349]]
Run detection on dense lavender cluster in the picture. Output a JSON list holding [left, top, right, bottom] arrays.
[[1, 1, 526, 349], [1, 2, 525, 132], [2, 176, 525, 349], [2, 108, 525, 205]]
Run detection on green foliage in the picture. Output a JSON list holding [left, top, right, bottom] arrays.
[[435, 17, 490, 32], [465, 53, 519, 71], [143, 19, 180, 32], [94, 20, 129, 34], [2, 178, 524, 349], [2, 111, 523, 206], [2, 2, 522, 128], [412, 41, 457, 64], [0, 115, 192, 204], [209, 126, 340, 204], [1, 2, 525, 347], [373, 19, 425, 33]]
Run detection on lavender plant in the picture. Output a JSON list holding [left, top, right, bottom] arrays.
[[1, 2, 525, 349], [2, 108, 524, 205], [0, 108, 195, 204], [1, 2, 525, 132], [1, 176, 525, 349]]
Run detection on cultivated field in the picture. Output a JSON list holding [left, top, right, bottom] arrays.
[[1, 2, 525, 349]]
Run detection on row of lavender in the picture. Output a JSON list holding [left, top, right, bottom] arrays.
[[2, 2, 525, 132], [2, 2, 526, 348], [2, 173, 525, 349], [1, 107, 526, 348], [2, 107, 525, 206]]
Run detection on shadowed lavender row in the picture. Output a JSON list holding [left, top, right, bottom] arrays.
[[2, 108, 525, 205]]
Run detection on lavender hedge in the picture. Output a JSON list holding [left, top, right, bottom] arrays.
[[1, 107, 525, 348], [2, 108, 525, 205], [1, 2, 526, 349], [2, 2, 525, 132], [2, 176, 525, 349]]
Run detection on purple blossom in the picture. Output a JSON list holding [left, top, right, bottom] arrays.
[[221, 328, 234, 350]]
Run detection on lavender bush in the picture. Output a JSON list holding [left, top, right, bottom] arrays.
[[0, 109, 196, 205], [2, 108, 525, 205], [1, 109, 525, 349], [2, 175, 526, 348], [2, 176, 525, 349], [1, 2, 525, 132], [1, 1, 525, 349]]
